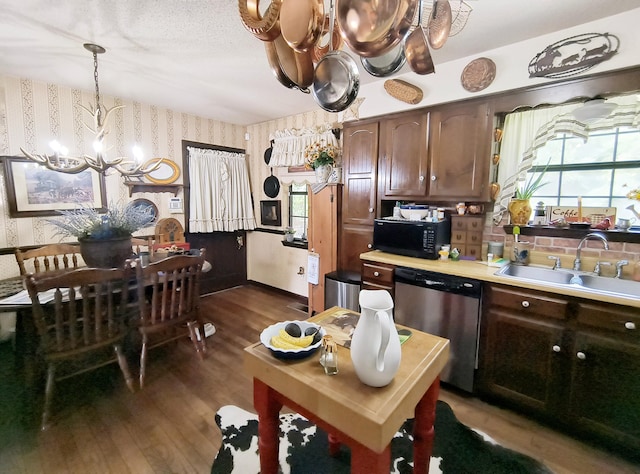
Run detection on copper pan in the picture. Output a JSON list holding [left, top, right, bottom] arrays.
[[312, 14, 344, 63], [427, 0, 452, 49], [280, 0, 324, 52], [238, 0, 282, 42], [265, 34, 314, 91], [336, 0, 418, 58], [404, 0, 435, 75]]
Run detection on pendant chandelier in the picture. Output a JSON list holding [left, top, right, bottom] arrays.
[[20, 43, 160, 176]]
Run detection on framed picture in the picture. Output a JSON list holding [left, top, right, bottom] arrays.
[[2, 156, 107, 217], [260, 200, 281, 226]]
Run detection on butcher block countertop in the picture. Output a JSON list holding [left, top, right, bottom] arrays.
[[361, 250, 640, 309]]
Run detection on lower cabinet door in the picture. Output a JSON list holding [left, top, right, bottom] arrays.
[[482, 309, 566, 415], [568, 331, 640, 450]]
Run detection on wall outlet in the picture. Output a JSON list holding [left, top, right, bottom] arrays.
[[168, 197, 183, 213]]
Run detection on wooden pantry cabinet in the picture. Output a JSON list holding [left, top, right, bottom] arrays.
[[308, 185, 341, 316], [480, 284, 640, 455], [339, 119, 379, 273]]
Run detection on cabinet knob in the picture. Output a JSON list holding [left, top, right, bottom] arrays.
[[552, 345, 561, 353], [367, 243, 373, 249], [625, 322, 636, 330], [368, 207, 374, 213], [576, 351, 586, 360], [431, 175, 437, 181], [521, 300, 530, 308], [373, 271, 380, 277], [419, 176, 425, 182]]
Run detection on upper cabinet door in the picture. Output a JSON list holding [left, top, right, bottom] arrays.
[[380, 112, 429, 197], [342, 121, 379, 226], [428, 101, 492, 200]]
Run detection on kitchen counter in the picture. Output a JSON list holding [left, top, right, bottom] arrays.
[[360, 250, 640, 309]]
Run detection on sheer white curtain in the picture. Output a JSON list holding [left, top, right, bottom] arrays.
[[492, 95, 640, 224], [187, 147, 256, 232], [269, 125, 339, 167]]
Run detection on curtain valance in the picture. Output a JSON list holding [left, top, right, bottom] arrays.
[[269, 124, 339, 167]]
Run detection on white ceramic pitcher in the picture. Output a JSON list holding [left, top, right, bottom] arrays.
[[350, 290, 401, 387]]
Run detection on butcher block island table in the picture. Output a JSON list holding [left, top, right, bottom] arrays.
[[243, 306, 450, 474]]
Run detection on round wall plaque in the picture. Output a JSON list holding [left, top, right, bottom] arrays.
[[461, 57, 496, 93]]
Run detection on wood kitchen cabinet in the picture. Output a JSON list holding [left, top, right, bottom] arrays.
[[451, 215, 484, 260], [379, 111, 429, 198], [308, 184, 341, 316], [481, 285, 568, 414], [339, 120, 379, 273], [428, 101, 493, 201], [568, 301, 640, 450], [480, 283, 640, 455], [361, 261, 395, 298]]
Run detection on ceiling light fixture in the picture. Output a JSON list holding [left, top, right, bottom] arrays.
[[571, 98, 618, 124], [20, 43, 160, 176]]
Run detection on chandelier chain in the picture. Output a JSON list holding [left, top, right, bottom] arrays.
[[93, 50, 102, 126]]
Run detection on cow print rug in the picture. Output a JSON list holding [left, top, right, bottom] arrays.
[[211, 400, 553, 474]]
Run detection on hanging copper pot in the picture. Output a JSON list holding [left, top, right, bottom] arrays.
[[490, 182, 501, 201], [265, 34, 314, 91], [312, 14, 344, 63], [238, 0, 283, 42], [336, 0, 418, 58], [280, 0, 324, 52], [404, 0, 435, 75]]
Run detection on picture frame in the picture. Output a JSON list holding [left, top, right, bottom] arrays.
[[2, 156, 107, 218], [260, 200, 281, 226]]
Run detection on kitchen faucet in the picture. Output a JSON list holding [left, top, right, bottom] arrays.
[[573, 232, 609, 271]]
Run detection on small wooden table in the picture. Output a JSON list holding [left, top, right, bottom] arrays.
[[244, 306, 450, 474]]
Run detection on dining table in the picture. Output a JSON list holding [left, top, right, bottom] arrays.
[[244, 306, 450, 474]]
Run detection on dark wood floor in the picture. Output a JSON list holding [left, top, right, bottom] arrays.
[[1, 284, 638, 473]]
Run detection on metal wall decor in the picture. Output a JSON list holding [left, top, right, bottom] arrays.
[[528, 33, 619, 79]]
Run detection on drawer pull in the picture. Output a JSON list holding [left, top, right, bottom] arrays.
[[552, 345, 561, 353], [367, 243, 373, 249], [369, 207, 374, 213], [624, 322, 636, 330], [373, 271, 380, 277], [521, 300, 530, 308], [576, 351, 586, 360]]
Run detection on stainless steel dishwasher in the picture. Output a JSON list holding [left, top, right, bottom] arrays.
[[394, 266, 482, 393]]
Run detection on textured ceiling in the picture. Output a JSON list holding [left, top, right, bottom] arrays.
[[0, 0, 639, 126]]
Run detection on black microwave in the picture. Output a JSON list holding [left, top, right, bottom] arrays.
[[373, 218, 451, 260]]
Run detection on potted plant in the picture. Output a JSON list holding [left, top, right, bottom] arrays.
[[284, 226, 296, 242], [304, 141, 339, 183], [509, 161, 550, 225], [47, 200, 156, 268]]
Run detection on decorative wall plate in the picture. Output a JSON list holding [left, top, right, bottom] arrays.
[[128, 198, 158, 221], [461, 57, 496, 92], [144, 158, 180, 184]]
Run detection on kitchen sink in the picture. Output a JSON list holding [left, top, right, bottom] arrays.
[[494, 264, 574, 285], [569, 274, 640, 297], [494, 263, 640, 299]]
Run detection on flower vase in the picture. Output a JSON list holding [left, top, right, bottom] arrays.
[[79, 236, 133, 268], [285, 233, 294, 242], [315, 164, 332, 183], [508, 199, 532, 225]]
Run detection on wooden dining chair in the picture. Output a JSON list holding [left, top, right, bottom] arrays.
[[24, 261, 137, 430], [15, 243, 82, 276], [135, 250, 206, 389]]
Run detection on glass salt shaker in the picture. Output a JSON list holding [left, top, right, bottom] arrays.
[[319, 335, 332, 367], [320, 336, 338, 375]]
